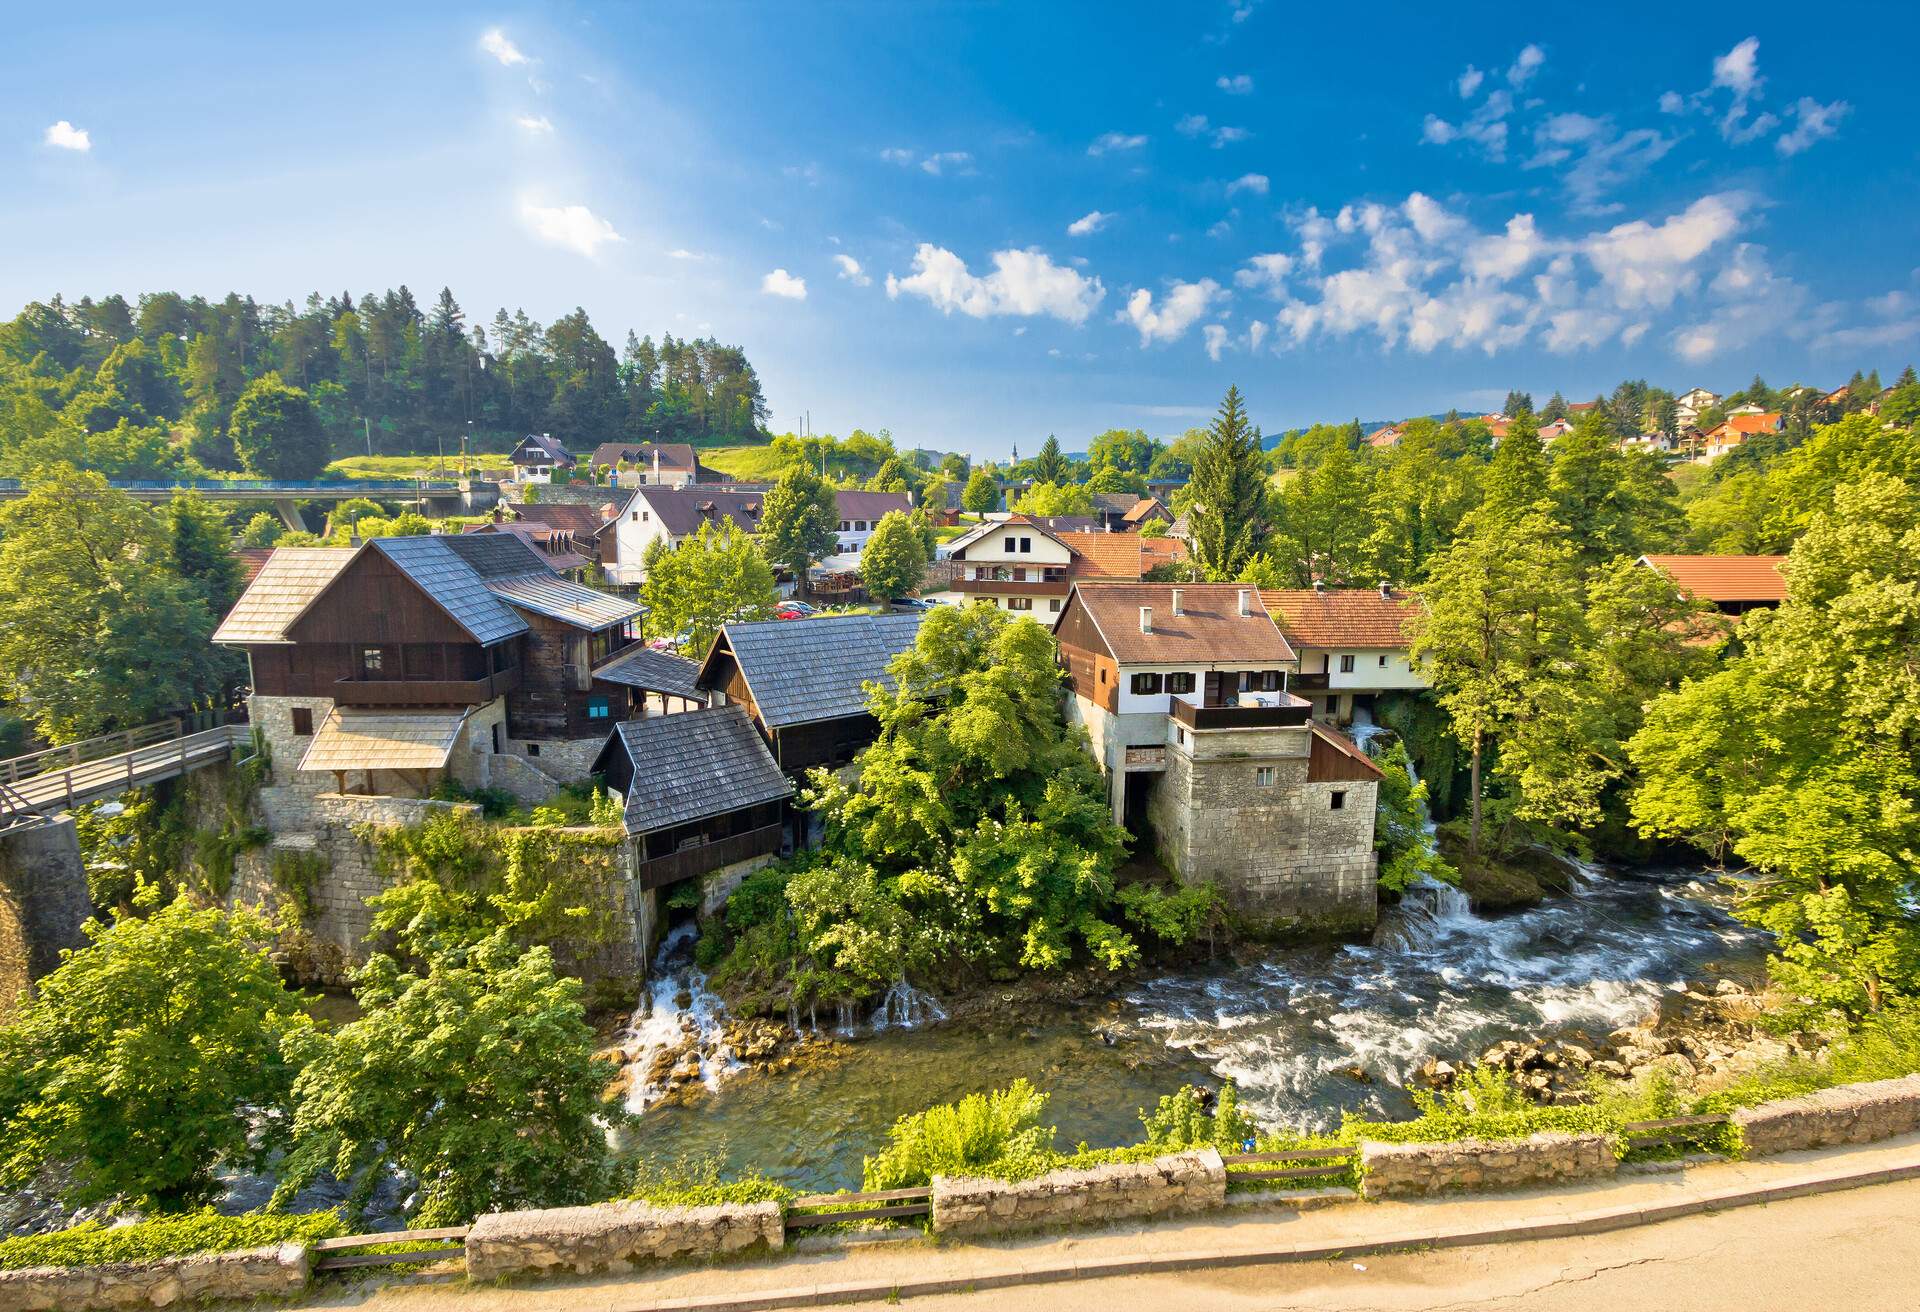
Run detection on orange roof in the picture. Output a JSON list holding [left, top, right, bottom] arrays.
[[235, 547, 274, 585], [1057, 531, 1187, 580], [1639, 554, 1787, 604], [1259, 588, 1420, 648], [1727, 411, 1782, 435], [1066, 583, 1296, 665], [1122, 497, 1168, 523]]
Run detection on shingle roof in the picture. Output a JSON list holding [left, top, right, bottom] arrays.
[[509, 502, 614, 537], [593, 645, 703, 700], [485, 573, 642, 629], [593, 707, 791, 834], [213, 547, 354, 645], [1056, 531, 1188, 580], [370, 537, 530, 645], [1067, 583, 1296, 665], [834, 490, 914, 520], [589, 441, 696, 471], [297, 708, 469, 772], [1092, 492, 1144, 514], [1638, 554, 1788, 604], [702, 611, 925, 728], [631, 487, 767, 537], [1122, 497, 1168, 523], [438, 532, 554, 580], [515, 433, 574, 464], [1259, 588, 1420, 649], [946, 514, 1070, 557], [461, 523, 591, 572]]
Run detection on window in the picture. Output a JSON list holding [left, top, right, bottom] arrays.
[[1255, 766, 1275, 786], [855, 520, 869, 532], [1049, 598, 1062, 612], [1019, 536, 1032, 553], [1098, 667, 1108, 684], [1339, 654, 1356, 673], [1262, 670, 1282, 691], [290, 706, 313, 736], [1379, 655, 1388, 667], [631, 510, 639, 521], [839, 520, 850, 531], [587, 695, 611, 720], [1166, 671, 1195, 695], [527, 743, 541, 757], [1330, 790, 1347, 811], [361, 647, 384, 675], [1130, 672, 1164, 695], [1007, 596, 1033, 611]]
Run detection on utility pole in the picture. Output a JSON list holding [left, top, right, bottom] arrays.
[[363, 417, 372, 458]]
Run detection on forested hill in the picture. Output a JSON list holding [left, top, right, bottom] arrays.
[[0, 289, 770, 475]]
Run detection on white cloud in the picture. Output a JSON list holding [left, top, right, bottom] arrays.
[[1658, 90, 1685, 114], [920, 150, 973, 175], [886, 244, 1105, 323], [480, 29, 528, 66], [1582, 192, 1748, 309], [520, 202, 622, 257], [762, 269, 808, 300], [1211, 126, 1251, 147], [1203, 324, 1231, 360], [1422, 88, 1512, 161], [833, 254, 871, 287], [515, 115, 554, 134], [1507, 44, 1545, 86], [1247, 320, 1268, 352], [1465, 214, 1548, 282], [1457, 66, 1484, 98], [1121, 279, 1225, 345], [1527, 114, 1676, 211], [43, 120, 90, 151], [1235, 253, 1295, 293], [1088, 132, 1148, 156], [1217, 74, 1254, 95], [1176, 114, 1210, 138], [880, 147, 916, 165], [665, 248, 706, 261], [1068, 210, 1111, 236], [1712, 37, 1762, 97], [1776, 97, 1850, 156], [1226, 172, 1269, 197]]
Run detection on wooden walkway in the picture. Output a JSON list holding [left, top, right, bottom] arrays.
[[0, 718, 251, 830]]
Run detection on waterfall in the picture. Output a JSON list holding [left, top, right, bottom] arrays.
[[870, 979, 948, 1030], [1373, 876, 1477, 952], [621, 923, 739, 1113]]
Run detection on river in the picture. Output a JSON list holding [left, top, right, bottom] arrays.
[[627, 863, 1768, 1191]]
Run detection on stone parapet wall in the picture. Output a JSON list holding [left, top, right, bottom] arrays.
[[1732, 1073, 1920, 1156], [931, 1149, 1226, 1237], [0, 1242, 309, 1311], [1359, 1133, 1617, 1199], [464, 1200, 782, 1280]]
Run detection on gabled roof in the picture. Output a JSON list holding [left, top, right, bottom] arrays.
[[593, 645, 703, 700], [1091, 491, 1145, 514], [484, 573, 642, 629], [589, 441, 696, 471], [1259, 588, 1420, 649], [298, 708, 469, 773], [1056, 531, 1188, 580], [1065, 583, 1296, 666], [509, 501, 614, 538], [592, 707, 791, 835], [213, 547, 355, 645], [1122, 497, 1169, 524], [1726, 411, 1783, 435], [946, 514, 1070, 557], [700, 611, 925, 729], [1638, 554, 1788, 604], [834, 490, 914, 521], [235, 547, 275, 586], [461, 523, 591, 573], [370, 537, 531, 645], [629, 486, 766, 537], [514, 433, 573, 464]]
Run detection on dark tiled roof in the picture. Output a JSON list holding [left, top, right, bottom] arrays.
[[834, 490, 913, 520], [593, 707, 790, 834], [703, 611, 924, 728], [589, 441, 696, 471], [370, 537, 529, 645], [510, 502, 613, 537], [594, 646, 703, 700], [514, 433, 574, 464], [439, 531, 555, 580], [632, 487, 767, 537], [485, 574, 642, 629]]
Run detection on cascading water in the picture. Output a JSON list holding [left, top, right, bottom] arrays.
[[871, 979, 949, 1030], [621, 923, 740, 1113]]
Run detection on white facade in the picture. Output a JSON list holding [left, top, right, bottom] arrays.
[[602, 498, 675, 586], [951, 523, 1076, 627], [836, 517, 882, 554]]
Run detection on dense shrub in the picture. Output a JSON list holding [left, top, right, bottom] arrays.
[[863, 1079, 1057, 1190], [1700, 1009, 1920, 1113], [624, 1155, 793, 1208], [0, 1211, 342, 1272]]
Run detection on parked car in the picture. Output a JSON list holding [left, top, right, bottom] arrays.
[[890, 596, 936, 610], [780, 600, 820, 615]]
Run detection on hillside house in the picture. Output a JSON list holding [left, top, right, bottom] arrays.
[[1696, 411, 1783, 462], [1637, 554, 1788, 617], [834, 489, 915, 554], [1674, 387, 1721, 429], [1259, 585, 1426, 724], [945, 515, 1186, 626], [599, 486, 766, 586], [510, 433, 575, 484], [214, 534, 644, 800], [1055, 582, 1381, 930], [590, 442, 703, 489]]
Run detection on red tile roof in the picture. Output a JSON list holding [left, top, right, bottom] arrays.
[[1259, 588, 1420, 649], [1067, 582, 1296, 665], [1639, 554, 1788, 604], [1056, 531, 1186, 580], [235, 547, 275, 586], [1727, 411, 1783, 435]]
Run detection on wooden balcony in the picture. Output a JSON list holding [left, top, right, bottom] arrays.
[[955, 577, 1069, 596], [331, 668, 521, 707], [635, 822, 785, 891], [1170, 693, 1311, 731], [1291, 673, 1330, 691]]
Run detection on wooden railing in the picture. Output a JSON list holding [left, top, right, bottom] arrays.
[[1169, 696, 1311, 731], [785, 1186, 933, 1228], [0, 720, 252, 826], [331, 668, 520, 707], [311, 1227, 469, 1272], [635, 823, 785, 891], [1, 720, 184, 785]]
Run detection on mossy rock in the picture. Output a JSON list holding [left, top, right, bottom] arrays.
[[1439, 834, 1574, 911]]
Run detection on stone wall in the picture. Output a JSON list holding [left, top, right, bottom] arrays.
[[1732, 1073, 1920, 1156], [0, 1242, 309, 1311], [1147, 726, 1377, 932], [463, 1200, 782, 1280], [0, 817, 90, 1016], [505, 734, 604, 785], [698, 850, 784, 918], [931, 1149, 1226, 1237], [1358, 1133, 1617, 1199]]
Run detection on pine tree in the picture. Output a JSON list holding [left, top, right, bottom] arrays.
[[1031, 435, 1069, 484], [1186, 385, 1271, 580]]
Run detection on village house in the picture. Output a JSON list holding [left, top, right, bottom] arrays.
[[488, 500, 623, 576], [1091, 491, 1171, 531], [509, 433, 575, 484], [1054, 582, 1382, 930], [945, 515, 1186, 626], [1696, 411, 1783, 462], [214, 533, 645, 807], [695, 610, 925, 776], [1637, 553, 1788, 617], [1259, 585, 1427, 724], [1367, 424, 1404, 450], [589, 442, 704, 488], [833, 489, 915, 554], [592, 706, 792, 935], [599, 486, 766, 586], [461, 521, 593, 579], [1674, 387, 1721, 429]]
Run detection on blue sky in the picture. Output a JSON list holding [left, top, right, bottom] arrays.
[[4, 1, 1917, 458]]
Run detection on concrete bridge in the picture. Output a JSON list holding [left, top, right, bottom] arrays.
[[0, 477, 501, 528]]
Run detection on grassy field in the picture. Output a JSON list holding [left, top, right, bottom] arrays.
[[697, 444, 792, 482], [323, 455, 514, 481]]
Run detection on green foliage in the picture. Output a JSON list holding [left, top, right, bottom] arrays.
[[1114, 881, 1226, 949], [1371, 741, 1457, 893], [0, 898, 311, 1210], [759, 464, 839, 576], [1186, 385, 1271, 579], [1011, 480, 1094, 517], [228, 372, 329, 478], [274, 934, 622, 1226], [624, 1154, 794, 1207], [1138, 1083, 1259, 1153], [1343, 1067, 1618, 1147], [1700, 1009, 1920, 1112], [859, 509, 932, 600], [961, 467, 1000, 513], [0, 1211, 342, 1272], [640, 519, 778, 653], [863, 1079, 1057, 1190]]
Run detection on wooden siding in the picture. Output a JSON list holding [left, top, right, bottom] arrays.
[[1054, 594, 1118, 712], [772, 714, 880, 774], [505, 611, 604, 740], [246, 639, 512, 702], [285, 549, 474, 646], [1308, 727, 1384, 782]]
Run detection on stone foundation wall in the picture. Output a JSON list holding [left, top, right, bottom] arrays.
[[1732, 1073, 1920, 1156], [1358, 1133, 1616, 1198], [464, 1200, 782, 1280], [931, 1149, 1226, 1237], [698, 850, 784, 918], [0, 817, 89, 1012], [0, 1242, 309, 1311], [506, 735, 604, 785]]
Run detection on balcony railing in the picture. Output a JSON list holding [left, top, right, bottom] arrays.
[[954, 577, 1068, 596], [1291, 672, 1330, 691], [1169, 692, 1311, 731], [331, 667, 521, 707], [635, 822, 785, 891]]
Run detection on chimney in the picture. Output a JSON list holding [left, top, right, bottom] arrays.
[[1313, 579, 1326, 594], [1237, 588, 1252, 617], [1171, 588, 1184, 617], [1139, 606, 1154, 634], [1379, 581, 1393, 599], [652, 449, 662, 480]]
